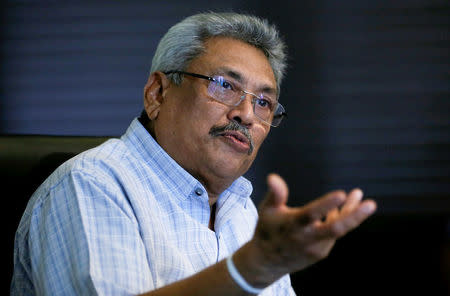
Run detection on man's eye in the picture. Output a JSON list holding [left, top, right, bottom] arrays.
[[219, 80, 233, 90], [213, 76, 234, 91], [256, 98, 272, 109]]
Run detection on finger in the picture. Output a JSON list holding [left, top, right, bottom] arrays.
[[315, 199, 377, 239], [295, 190, 346, 225], [341, 188, 363, 215], [259, 173, 289, 211], [325, 207, 340, 223]]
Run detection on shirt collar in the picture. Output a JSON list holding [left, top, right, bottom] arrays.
[[121, 118, 253, 203], [222, 176, 253, 208]]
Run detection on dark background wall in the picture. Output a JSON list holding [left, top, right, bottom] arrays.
[[2, 0, 449, 295]]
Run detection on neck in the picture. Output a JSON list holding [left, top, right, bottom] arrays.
[[193, 172, 232, 206], [209, 195, 219, 207]]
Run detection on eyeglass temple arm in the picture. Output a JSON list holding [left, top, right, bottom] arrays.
[[164, 71, 215, 82], [274, 111, 288, 119]]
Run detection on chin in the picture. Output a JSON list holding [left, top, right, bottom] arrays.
[[212, 157, 252, 179]]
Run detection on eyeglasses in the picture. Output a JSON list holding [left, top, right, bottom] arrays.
[[164, 70, 287, 127]]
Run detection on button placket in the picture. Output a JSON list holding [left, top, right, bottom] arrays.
[[190, 185, 210, 226]]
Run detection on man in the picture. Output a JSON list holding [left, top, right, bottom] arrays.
[[11, 12, 376, 295]]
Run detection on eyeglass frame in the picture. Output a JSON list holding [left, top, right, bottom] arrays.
[[163, 70, 287, 127]]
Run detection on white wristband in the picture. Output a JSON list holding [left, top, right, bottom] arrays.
[[226, 255, 264, 295]]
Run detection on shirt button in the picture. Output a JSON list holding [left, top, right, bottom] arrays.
[[194, 188, 203, 196]]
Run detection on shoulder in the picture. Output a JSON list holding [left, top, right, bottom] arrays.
[[16, 138, 144, 237], [22, 138, 139, 220], [71, 138, 131, 173], [50, 137, 141, 188]]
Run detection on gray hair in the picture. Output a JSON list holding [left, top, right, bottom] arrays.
[[150, 12, 287, 93]]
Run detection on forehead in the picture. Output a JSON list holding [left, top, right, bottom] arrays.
[[188, 37, 276, 91]]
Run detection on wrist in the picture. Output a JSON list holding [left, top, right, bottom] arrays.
[[232, 241, 283, 289], [226, 255, 263, 294]]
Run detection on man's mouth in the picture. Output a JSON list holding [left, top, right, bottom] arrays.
[[219, 131, 252, 154], [221, 131, 249, 145], [209, 121, 254, 155]]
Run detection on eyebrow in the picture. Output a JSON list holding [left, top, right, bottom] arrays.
[[214, 67, 278, 97]]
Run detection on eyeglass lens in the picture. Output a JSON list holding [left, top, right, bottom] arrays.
[[207, 76, 283, 126]]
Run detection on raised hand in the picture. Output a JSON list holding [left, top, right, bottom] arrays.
[[234, 173, 377, 288]]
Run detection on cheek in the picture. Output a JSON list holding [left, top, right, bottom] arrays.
[[196, 101, 230, 127], [176, 102, 228, 145], [252, 126, 270, 149]]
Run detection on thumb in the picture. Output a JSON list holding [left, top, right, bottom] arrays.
[[259, 173, 289, 211]]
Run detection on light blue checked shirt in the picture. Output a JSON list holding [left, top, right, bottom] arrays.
[[11, 118, 295, 295]]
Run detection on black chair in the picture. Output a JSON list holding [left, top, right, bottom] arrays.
[[1, 135, 110, 293]]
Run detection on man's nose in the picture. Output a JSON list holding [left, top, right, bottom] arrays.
[[227, 93, 255, 126]]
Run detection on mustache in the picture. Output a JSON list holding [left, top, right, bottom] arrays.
[[209, 121, 254, 155]]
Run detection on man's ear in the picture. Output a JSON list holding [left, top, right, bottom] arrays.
[[143, 71, 170, 120]]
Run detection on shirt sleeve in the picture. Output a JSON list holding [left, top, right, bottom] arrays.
[[27, 169, 154, 295], [257, 273, 297, 296]]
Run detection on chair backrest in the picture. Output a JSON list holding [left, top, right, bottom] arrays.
[[1, 135, 110, 292]]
